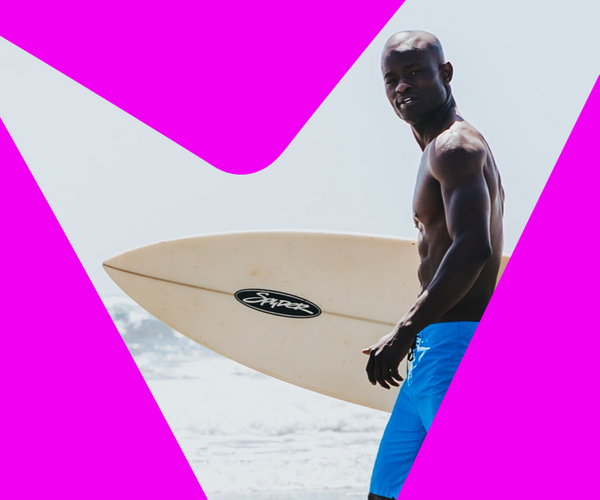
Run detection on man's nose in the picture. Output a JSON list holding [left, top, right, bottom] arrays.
[[396, 81, 410, 93]]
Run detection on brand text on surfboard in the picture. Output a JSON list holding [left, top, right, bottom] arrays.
[[234, 289, 322, 318], [243, 292, 313, 314]]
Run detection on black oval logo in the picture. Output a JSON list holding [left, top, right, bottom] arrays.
[[234, 289, 322, 318]]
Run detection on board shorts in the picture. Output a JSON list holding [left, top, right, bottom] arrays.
[[369, 321, 479, 499]]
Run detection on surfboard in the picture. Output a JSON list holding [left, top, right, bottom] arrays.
[[103, 231, 509, 413]]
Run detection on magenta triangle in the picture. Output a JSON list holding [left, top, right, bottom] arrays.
[[400, 77, 600, 498], [1, 1, 405, 174], [0, 117, 205, 498]]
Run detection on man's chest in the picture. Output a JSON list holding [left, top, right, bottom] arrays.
[[412, 159, 445, 226]]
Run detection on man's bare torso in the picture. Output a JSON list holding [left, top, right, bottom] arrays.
[[413, 119, 504, 323]]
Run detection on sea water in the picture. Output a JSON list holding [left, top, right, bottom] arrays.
[[103, 296, 389, 499]]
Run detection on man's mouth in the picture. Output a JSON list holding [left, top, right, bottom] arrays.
[[398, 96, 418, 107]]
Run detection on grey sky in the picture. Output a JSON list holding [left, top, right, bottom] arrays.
[[1, 0, 597, 297]]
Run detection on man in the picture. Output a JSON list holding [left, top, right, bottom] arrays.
[[362, 31, 504, 499]]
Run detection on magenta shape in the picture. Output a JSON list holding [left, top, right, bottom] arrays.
[[400, 77, 600, 498], [0, 1, 404, 175], [0, 118, 205, 498]]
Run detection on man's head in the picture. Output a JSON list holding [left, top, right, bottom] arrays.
[[381, 31, 453, 125]]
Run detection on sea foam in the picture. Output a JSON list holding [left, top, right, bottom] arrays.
[[103, 295, 387, 496]]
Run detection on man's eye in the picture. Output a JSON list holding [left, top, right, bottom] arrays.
[[410, 70, 420, 75]]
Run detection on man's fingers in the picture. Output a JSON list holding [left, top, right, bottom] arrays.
[[382, 359, 400, 387], [390, 365, 404, 383], [384, 370, 400, 387], [365, 352, 376, 385], [365, 346, 404, 389], [375, 359, 391, 390], [386, 366, 404, 387]]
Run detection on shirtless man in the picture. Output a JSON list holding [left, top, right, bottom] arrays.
[[362, 31, 504, 499]]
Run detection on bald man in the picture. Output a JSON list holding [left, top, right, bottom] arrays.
[[362, 31, 504, 499]]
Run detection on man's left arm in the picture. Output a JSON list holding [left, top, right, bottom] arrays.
[[364, 140, 492, 389]]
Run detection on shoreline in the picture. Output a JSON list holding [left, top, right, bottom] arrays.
[[208, 489, 365, 499]]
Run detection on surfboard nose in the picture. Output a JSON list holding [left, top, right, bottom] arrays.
[[103, 248, 138, 274], [103, 253, 127, 275], [103, 255, 126, 284], [102, 256, 117, 269], [102, 252, 136, 295]]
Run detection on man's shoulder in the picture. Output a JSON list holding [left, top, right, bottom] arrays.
[[429, 124, 487, 181], [434, 123, 487, 161]]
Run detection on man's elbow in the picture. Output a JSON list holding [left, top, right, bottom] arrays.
[[455, 234, 493, 264], [473, 244, 493, 264]]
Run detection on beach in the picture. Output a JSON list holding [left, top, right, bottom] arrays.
[[105, 296, 387, 499], [210, 490, 365, 499]]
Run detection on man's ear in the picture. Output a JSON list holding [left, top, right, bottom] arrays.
[[441, 62, 453, 84]]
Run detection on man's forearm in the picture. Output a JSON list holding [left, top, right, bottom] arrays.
[[399, 237, 491, 333]]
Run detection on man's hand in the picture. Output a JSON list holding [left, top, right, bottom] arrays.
[[362, 324, 417, 389]]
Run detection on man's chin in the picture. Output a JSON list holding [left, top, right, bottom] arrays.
[[397, 112, 422, 125], [397, 107, 436, 126]]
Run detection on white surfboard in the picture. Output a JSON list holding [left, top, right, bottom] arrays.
[[103, 231, 509, 413]]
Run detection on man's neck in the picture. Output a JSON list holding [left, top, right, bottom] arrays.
[[411, 94, 458, 151]]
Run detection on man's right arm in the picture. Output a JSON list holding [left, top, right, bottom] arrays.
[[364, 137, 492, 389]]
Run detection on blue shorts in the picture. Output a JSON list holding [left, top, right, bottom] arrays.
[[369, 321, 479, 499]]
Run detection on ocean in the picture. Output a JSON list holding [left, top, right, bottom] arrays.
[[103, 296, 389, 499]]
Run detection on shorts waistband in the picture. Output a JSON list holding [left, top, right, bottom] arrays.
[[417, 321, 480, 340], [419, 321, 480, 333]]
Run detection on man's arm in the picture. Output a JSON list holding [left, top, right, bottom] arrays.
[[363, 138, 492, 389]]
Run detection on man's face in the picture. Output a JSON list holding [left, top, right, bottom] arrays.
[[382, 47, 450, 125]]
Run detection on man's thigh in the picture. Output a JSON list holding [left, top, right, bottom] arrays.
[[412, 322, 478, 430], [369, 386, 426, 498]]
